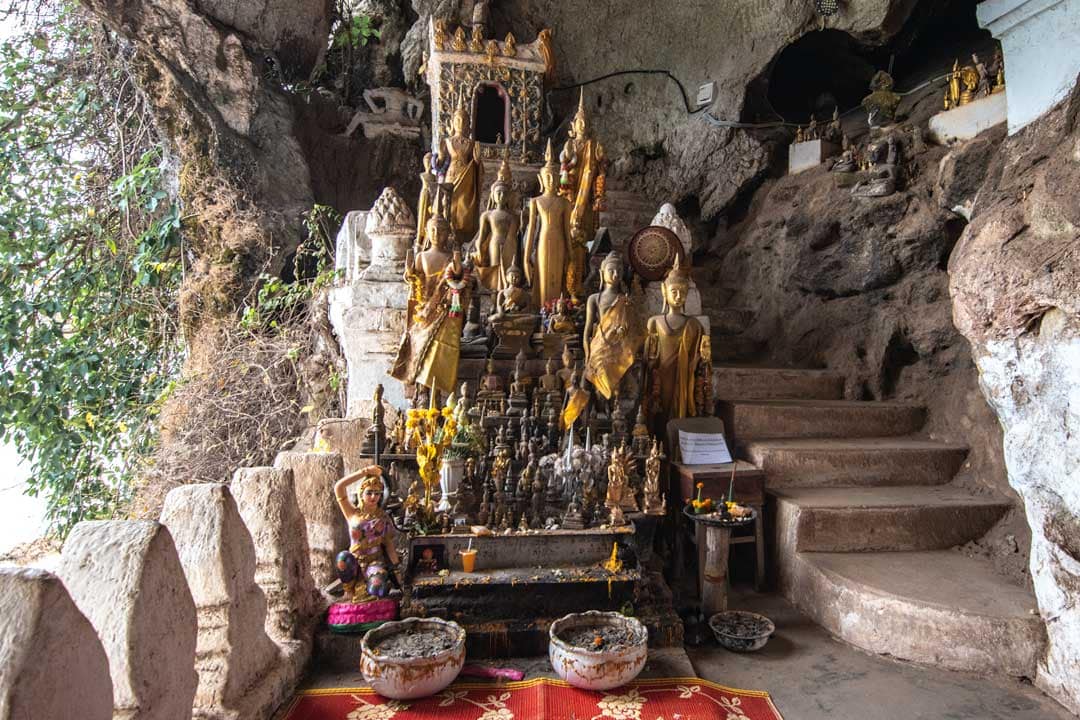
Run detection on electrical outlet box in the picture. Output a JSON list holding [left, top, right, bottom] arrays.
[[696, 81, 715, 107]]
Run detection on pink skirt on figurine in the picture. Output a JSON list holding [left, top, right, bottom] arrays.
[[327, 599, 398, 628]]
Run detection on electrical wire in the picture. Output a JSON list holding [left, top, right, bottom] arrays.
[[551, 69, 710, 115], [550, 66, 952, 130]]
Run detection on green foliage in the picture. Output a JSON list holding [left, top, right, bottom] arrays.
[[239, 204, 340, 332], [0, 3, 182, 536], [332, 14, 381, 49]]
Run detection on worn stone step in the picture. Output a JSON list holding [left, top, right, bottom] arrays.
[[746, 437, 968, 487], [713, 366, 844, 402], [719, 399, 926, 442], [778, 550, 1044, 676], [771, 485, 1011, 552]]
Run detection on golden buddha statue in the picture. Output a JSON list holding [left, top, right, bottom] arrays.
[[472, 156, 520, 292], [524, 140, 573, 308], [583, 252, 644, 400], [416, 152, 436, 251], [390, 214, 471, 395], [334, 466, 399, 604], [452, 26, 467, 52], [469, 24, 484, 53], [644, 256, 710, 429], [556, 343, 576, 390], [559, 90, 606, 297], [503, 32, 517, 57], [491, 262, 531, 318], [642, 439, 666, 516], [439, 99, 483, 245], [547, 295, 576, 334]]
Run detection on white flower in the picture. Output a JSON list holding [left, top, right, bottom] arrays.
[[347, 698, 408, 720], [596, 688, 647, 720], [477, 708, 514, 720]]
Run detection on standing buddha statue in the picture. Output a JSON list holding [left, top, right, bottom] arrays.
[[559, 90, 606, 298], [415, 152, 436, 251], [583, 252, 644, 401], [390, 214, 472, 396], [643, 256, 711, 431], [472, 155, 520, 292], [524, 139, 573, 307], [439, 98, 483, 246]]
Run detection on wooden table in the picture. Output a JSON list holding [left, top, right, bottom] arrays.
[[671, 461, 766, 590]]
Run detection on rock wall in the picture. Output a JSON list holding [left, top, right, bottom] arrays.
[[950, 77, 1080, 715]]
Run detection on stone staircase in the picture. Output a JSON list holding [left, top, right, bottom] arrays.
[[714, 365, 1046, 677], [599, 181, 657, 251]]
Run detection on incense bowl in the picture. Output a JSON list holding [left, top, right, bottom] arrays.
[[549, 611, 648, 691]]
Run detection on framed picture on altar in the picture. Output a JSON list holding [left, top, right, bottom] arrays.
[[411, 543, 445, 575]]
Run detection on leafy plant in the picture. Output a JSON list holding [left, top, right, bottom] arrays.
[[332, 14, 381, 49], [0, 2, 182, 536]]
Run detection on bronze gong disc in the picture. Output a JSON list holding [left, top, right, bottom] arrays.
[[627, 225, 685, 281]]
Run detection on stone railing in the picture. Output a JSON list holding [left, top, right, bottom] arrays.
[[0, 449, 348, 720]]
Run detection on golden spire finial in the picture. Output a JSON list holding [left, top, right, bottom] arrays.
[[497, 151, 512, 185], [544, 138, 557, 167]]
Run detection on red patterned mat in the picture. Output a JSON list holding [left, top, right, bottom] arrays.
[[283, 677, 784, 720]]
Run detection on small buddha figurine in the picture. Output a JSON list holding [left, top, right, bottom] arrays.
[[806, 114, 818, 141], [415, 152, 436, 251], [644, 256, 710, 432], [390, 214, 471, 397], [833, 134, 856, 173], [562, 491, 587, 530], [862, 70, 901, 128], [631, 406, 651, 456], [609, 442, 639, 513], [490, 263, 531, 318], [503, 32, 517, 57], [794, 125, 805, 144], [583, 252, 645, 400], [333, 466, 399, 605], [472, 156, 520, 292], [852, 136, 899, 199], [825, 107, 842, 143], [432, 19, 448, 51], [559, 91, 606, 298], [537, 357, 562, 406], [478, 485, 492, 526], [556, 343, 576, 390], [477, 356, 507, 403], [525, 140, 574, 307], [991, 48, 1006, 94], [439, 99, 483, 245], [547, 295, 576, 334], [489, 262, 538, 356], [507, 366, 529, 417], [972, 53, 991, 97], [642, 439, 666, 516], [360, 384, 386, 456]]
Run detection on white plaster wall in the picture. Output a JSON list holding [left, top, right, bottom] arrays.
[[974, 314, 1080, 714], [979, 0, 1080, 133]]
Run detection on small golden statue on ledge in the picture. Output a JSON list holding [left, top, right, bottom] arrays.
[[642, 439, 666, 516]]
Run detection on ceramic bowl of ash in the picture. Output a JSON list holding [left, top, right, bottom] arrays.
[[549, 610, 649, 690], [708, 610, 775, 652], [360, 617, 466, 699]]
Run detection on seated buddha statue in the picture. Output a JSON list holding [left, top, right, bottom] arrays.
[[507, 367, 530, 417], [476, 357, 506, 404], [546, 295, 576, 335], [489, 262, 539, 356]]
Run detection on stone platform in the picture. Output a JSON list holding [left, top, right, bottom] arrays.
[[929, 92, 1007, 144]]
